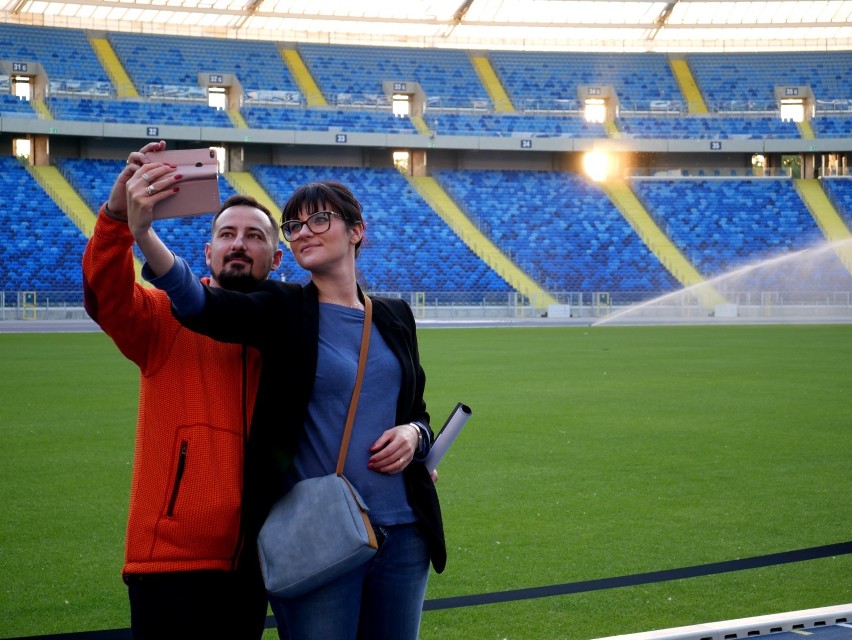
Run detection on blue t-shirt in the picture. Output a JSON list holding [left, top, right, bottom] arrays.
[[291, 303, 415, 526]]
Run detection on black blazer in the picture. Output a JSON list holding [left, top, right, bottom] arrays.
[[175, 280, 447, 573]]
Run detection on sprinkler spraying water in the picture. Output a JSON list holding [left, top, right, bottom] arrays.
[[593, 239, 852, 326]]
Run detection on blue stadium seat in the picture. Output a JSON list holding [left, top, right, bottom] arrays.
[[0, 24, 110, 94], [298, 43, 488, 109], [108, 32, 299, 96], [687, 52, 852, 111], [821, 178, 852, 228], [46, 96, 233, 127], [250, 165, 509, 294], [241, 106, 417, 134], [630, 178, 850, 290], [488, 51, 681, 111], [0, 157, 88, 298], [434, 169, 678, 294], [811, 115, 852, 138], [0, 94, 38, 119], [616, 114, 801, 140], [424, 112, 605, 138]]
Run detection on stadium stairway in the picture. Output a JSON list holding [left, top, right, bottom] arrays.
[[227, 109, 248, 128], [797, 121, 816, 139], [407, 175, 556, 308], [31, 98, 51, 119], [410, 115, 431, 135], [668, 56, 708, 114], [470, 55, 515, 112], [89, 36, 138, 98], [600, 179, 726, 308], [794, 178, 852, 273], [26, 164, 146, 284], [281, 47, 327, 106], [604, 121, 621, 139]]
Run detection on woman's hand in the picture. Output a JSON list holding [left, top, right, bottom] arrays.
[[126, 162, 178, 239], [367, 423, 420, 475], [126, 162, 179, 277], [106, 140, 166, 218]]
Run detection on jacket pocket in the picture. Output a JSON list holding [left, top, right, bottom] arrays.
[[166, 439, 188, 517], [147, 426, 243, 563]]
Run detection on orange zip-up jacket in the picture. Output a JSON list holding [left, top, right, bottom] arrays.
[[82, 208, 261, 575]]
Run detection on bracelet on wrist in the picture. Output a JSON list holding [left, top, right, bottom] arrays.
[[103, 202, 128, 222], [409, 422, 423, 451]]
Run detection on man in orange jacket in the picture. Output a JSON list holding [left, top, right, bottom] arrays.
[[82, 141, 283, 639]]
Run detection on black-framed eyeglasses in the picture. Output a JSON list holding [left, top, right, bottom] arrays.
[[280, 210, 343, 241]]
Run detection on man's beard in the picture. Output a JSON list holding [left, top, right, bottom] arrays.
[[213, 254, 264, 292], [216, 270, 261, 292]]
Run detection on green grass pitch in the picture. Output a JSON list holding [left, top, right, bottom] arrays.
[[1, 325, 850, 639]]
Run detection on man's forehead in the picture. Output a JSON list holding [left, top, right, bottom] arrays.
[[215, 205, 270, 229]]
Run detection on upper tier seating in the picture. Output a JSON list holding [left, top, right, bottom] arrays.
[[241, 106, 417, 134], [108, 32, 299, 96], [425, 112, 605, 138], [434, 169, 679, 296], [488, 51, 681, 111], [810, 115, 852, 138], [0, 156, 88, 297], [0, 23, 110, 95], [630, 178, 851, 291], [298, 43, 489, 109], [687, 51, 852, 111], [249, 164, 509, 294], [615, 114, 801, 139], [0, 94, 37, 119], [46, 96, 233, 127], [3, 24, 851, 141]]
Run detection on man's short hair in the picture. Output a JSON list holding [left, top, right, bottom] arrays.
[[212, 194, 279, 243]]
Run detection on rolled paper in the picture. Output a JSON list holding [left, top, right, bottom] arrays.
[[424, 403, 472, 473]]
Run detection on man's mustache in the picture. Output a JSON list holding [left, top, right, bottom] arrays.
[[224, 251, 252, 266]]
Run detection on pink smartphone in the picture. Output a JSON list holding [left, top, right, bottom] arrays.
[[146, 148, 221, 219]]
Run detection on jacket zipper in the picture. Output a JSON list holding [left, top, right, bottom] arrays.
[[166, 440, 188, 517]]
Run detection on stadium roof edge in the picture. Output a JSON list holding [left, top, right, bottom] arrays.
[[1, 0, 852, 52]]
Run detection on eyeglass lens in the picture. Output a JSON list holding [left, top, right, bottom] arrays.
[[281, 211, 335, 241]]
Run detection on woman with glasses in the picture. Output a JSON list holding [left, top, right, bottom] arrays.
[[126, 174, 446, 640]]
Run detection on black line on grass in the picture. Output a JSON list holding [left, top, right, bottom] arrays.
[[422, 540, 852, 611], [11, 541, 851, 638]]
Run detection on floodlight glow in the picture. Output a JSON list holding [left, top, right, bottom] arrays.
[[583, 151, 610, 182]]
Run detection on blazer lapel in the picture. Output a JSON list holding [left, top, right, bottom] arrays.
[[300, 281, 321, 398], [370, 297, 416, 419]]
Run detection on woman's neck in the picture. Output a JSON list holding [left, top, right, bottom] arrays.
[[313, 274, 361, 309]]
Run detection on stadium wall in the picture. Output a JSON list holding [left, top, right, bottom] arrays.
[[0, 130, 834, 177]]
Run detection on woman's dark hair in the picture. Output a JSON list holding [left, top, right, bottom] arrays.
[[281, 181, 365, 257]]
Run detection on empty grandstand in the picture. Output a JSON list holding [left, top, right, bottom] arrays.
[[1, 5, 851, 324]]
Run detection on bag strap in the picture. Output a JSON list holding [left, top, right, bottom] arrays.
[[336, 294, 372, 476]]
